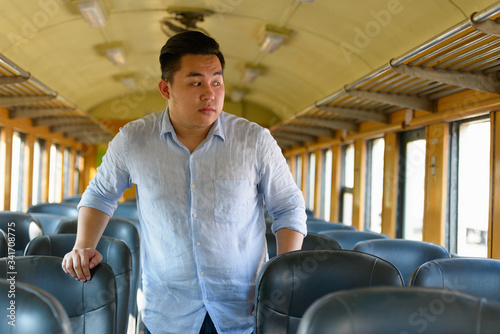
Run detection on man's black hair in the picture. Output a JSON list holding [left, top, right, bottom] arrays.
[[159, 31, 225, 83]]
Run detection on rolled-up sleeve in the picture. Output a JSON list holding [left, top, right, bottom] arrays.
[[78, 129, 133, 217], [258, 129, 307, 236]]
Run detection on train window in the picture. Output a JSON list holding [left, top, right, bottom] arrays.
[[365, 137, 384, 233], [32, 138, 44, 205], [449, 118, 490, 257], [340, 143, 354, 225], [10, 131, 26, 212], [397, 129, 426, 240], [295, 153, 302, 189], [306, 151, 316, 211], [320, 148, 333, 221], [48, 143, 63, 203]]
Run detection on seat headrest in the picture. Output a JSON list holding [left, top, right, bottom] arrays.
[[409, 257, 500, 303], [298, 286, 500, 334]]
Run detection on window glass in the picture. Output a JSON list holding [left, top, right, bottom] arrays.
[[396, 129, 426, 240], [456, 120, 490, 257], [48, 143, 62, 203], [320, 148, 333, 220], [341, 143, 355, 225], [307, 152, 316, 211], [366, 138, 384, 232], [295, 154, 302, 189], [10, 132, 25, 211], [32, 139, 43, 205], [403, 139, 426, 240]]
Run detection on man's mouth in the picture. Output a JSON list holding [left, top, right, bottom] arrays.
[[199, 107, 216, 114]]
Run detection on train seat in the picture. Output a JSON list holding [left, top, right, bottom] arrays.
[[28, 212, 69, 235], [409, 257, 500, 303], [354, 239, 450, 285], [0, 278, 72, 333], [24, 234, 132, 334], [28, 202, 79, 218], [306, 221, 356, 233], [61, 195, 83, 204], [56, 217, 141, 321], [266, 232, 342, 258], [0, 256, 117, 334], [319, 230, 388, 250], [297, 286, 500, 334], [254, 250, 403, 334], [113, 202, 139, 220], [0, 211, 44, 255]]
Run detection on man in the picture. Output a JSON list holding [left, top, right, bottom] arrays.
[[62, 31, 307, 334]]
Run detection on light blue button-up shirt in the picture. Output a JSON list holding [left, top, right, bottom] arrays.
[[78, 109, 307, 334]]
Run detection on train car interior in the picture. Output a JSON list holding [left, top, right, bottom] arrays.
[[2, 0, 500, 333]]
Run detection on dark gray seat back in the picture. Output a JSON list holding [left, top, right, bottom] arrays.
[[28, 203, 79, 218], [409, 257, 500, 303], [298, 286, 500, 334], [320, 230, 389, 250], [25, 234, 132, 334], [354, 239, 450, 285], [0, 211, 44, 255], [0, 256, 116, 334], [254, 250, 404, 334], [266, 232, 342, 258], [0, 278, 72, 333], [56, 217, 141, 320]]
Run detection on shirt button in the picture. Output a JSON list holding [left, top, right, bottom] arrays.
[[193, 213, 197, 218], [196, 242, 200, 246], [200, 272, 205, 276], [191, 184, 195, 189], [205, 299, 209, 304], [190, 155, 194, 159]]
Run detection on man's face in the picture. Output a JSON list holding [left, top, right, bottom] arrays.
[[159, 54, 225, 133]]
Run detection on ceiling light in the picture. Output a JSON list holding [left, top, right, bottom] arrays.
[[73, 0, 107, 28], [242, 64, 264, 83], [231, 88, 247, 103], [98, 42, 126, 66], [259, 25, 291, 53]]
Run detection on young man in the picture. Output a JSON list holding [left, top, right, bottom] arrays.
[[62, 31, 307, 334]]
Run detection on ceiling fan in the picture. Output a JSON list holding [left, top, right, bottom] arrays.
[[160, 7, 213, 37]]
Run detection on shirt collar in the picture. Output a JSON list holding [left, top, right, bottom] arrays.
[[160, 108, 225, 142]]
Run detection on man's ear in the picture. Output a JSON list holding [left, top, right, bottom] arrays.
[[158, 80, 170, 99]]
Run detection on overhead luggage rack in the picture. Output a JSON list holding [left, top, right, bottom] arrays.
[[0, 54, 114, 145]]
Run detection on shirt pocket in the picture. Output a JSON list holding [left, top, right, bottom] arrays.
[[214, 179, 252, 224]]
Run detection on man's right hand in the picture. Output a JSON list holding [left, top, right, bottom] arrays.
[[62, 248, 103, 282]]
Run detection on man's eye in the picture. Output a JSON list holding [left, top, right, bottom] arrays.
[[192, 82, 201, 86], [213, 82, 221, 86]]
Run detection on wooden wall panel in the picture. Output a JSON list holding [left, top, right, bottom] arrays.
[[352, 140, 366, 231], [381, 132, 399, 238], [1, 127, 13, 210], [422, 123, 449, 246], [489, 111, 500, 259], [329, 145, 342, 223]]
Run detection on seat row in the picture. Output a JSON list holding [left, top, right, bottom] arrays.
[[254, 249, 500, 333], [267, 230, 450, 284], [0, 200, 140, 334]]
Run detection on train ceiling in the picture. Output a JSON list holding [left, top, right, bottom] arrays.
[[0, 0, 499, 146]]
